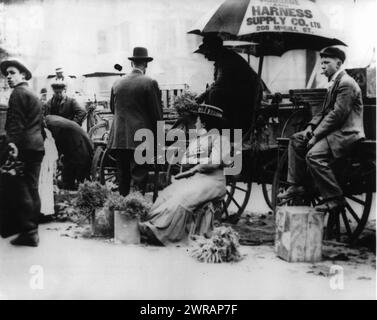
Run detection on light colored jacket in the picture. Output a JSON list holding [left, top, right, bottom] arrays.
[[310, 70, 365, 158]]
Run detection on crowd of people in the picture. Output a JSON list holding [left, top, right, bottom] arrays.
[[0, 34, 365, 248]]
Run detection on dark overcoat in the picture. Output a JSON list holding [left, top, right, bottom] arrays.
[[107, 69, 163, 150], [196, 48, 263, 131], [45, 115, 93, 166], [45, 95, 86, 125], [0, 82, 44, 238], [4, 82, 44, 153]]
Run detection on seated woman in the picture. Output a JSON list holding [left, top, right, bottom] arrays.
[[139, 104, 231, 246]]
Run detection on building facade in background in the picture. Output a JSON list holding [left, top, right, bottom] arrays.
[[0, 0, 375, 103]]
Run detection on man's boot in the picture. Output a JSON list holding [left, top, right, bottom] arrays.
[[10, 229, 39, 247]]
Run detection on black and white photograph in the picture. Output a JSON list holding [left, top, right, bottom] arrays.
[[0, 0, 376, 301]]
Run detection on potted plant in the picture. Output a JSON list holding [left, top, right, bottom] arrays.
[[74, 181, 110, 235], [106, 191, 151, 244]]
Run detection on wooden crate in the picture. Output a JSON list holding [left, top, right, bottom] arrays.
[[275, 206, 324, 263]]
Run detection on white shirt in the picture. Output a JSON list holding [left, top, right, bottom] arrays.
[[327, 68, 344, 90]]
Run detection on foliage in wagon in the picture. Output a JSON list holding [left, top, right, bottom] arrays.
[[172, 91, 198, 116]]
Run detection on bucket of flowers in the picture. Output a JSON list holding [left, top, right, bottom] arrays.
[[105, 191, 152, 244]]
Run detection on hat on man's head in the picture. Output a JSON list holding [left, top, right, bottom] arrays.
[[40, 88, 47, 94], [0, 58, 32, 80], [320, 47, 346, 63], [55, 67, 64, 73], [128, 47, 153, 62], [194, 35, 223, 54]]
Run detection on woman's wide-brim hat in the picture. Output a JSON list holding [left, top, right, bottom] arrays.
[[0, 58, 32, 80], [194, 103, 223, 118], [128, 47, 153, 62]]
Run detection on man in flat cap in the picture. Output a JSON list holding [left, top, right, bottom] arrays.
[[45, 81, 86, 125], [278, 47, 365, 212], [195, 35, 263, 132], [107, 47, 162, 196], [0, 58, 45, 246]]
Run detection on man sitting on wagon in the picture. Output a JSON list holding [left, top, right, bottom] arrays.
[[278, 47, 365, 212]]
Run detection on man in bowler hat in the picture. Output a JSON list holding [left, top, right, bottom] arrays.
[[107, 47, 162, 196], [278, 47, 365, 212], [0, 58, 45, 246]]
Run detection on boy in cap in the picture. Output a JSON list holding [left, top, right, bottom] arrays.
[[0, 58, 45, 246], [278, 47, 365, 212]]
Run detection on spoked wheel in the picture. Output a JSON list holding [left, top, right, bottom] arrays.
[[223, 175, 252, 224], [99, 149, 119, 191], [166, 164, 252, 224], [262, 183, 273, 209], [325, 193, 372, 242], [261, 157, 278, 210], [272, 149, 373, 243], [91, 145, 106, 181]]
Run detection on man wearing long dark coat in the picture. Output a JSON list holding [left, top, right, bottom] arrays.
[[195, 35, 263, 132], [45, 115, 93, 190], [107, 47, 163, 196], [0, 58, 45, 246]]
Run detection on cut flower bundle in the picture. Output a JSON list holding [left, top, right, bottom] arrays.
[[189, 226, 243, 263]]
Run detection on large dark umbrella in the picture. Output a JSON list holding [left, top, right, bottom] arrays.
[[189, 0, 347, 76]]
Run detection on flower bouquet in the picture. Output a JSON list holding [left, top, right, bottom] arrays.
[[172, 91, 198, 117], [189, 226, 243, 263]]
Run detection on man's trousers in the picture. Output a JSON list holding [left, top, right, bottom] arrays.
[[288, 131, 343, 200], [113, 149, 149, 196], [1, 151, 43, 237]]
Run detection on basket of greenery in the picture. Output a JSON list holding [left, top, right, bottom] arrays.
[[106, 191, 152, 244], [74, 181, 110, 234]]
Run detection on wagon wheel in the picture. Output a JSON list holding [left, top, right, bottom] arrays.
[[166, 163, 252, 224], [272, 149, 373, 243], [91, 145, 105, 181], [88, 122, 109, 140], [223, 175, 252, 224], [262, 108, 311, 209], [99, 148, 119, 191], [261, 157, 277, 210]]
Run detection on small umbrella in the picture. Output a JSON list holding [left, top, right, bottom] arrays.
[[189, 0, 347, 76]]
